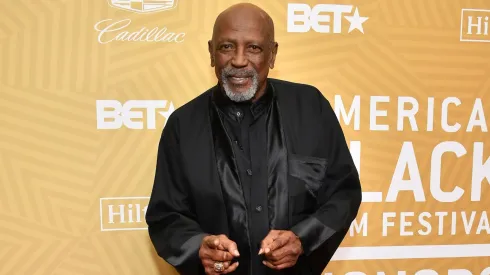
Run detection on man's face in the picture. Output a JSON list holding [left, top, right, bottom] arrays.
[[209, 11, 277, 102]]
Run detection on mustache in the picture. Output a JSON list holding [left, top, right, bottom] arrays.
[[221, 67, 256, 78]]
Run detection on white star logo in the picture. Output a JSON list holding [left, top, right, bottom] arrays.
[[158, 101, 175, 120], [344, 7, 369, 34]]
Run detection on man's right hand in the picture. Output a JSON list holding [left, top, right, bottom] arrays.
[[199, 234, 240, 274]]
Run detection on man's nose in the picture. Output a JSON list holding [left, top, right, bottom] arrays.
[[231, 50, 248, 68]]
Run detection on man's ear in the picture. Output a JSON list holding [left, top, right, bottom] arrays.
[[208, 40, 215, 67], [269, 42, 278, 69]]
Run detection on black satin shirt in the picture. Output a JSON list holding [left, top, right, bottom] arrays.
[[213, 84, 274, 275]]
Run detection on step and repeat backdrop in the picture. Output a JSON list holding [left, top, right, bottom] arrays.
[[1, 0, 489, 274]]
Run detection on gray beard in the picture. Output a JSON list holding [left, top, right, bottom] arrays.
[[220, 67, 259, 102]]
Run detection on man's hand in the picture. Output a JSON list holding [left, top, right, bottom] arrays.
[[258, 230, 303, 270], [199, 234, 240, 274]]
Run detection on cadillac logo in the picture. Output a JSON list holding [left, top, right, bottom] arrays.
[[107, 0, 178, 13]]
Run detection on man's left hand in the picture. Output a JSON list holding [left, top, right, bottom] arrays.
[[258, 230, 303, 270]]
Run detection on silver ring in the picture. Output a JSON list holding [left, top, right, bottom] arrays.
[[214, 261, 224, 272]]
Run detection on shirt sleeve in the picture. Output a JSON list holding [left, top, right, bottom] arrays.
[[290, 90, 362, 256], [146, 113, 208, 275]]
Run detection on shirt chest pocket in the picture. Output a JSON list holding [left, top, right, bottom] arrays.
[[287, 154, 328, 217]]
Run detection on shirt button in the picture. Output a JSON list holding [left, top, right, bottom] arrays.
[[246, 169, 252, 176], [234, 140, 243, 151], [236, 111, 242, 117], [255, 205, 262, 212]]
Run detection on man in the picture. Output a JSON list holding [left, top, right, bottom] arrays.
[[146, 3, 362, 275]]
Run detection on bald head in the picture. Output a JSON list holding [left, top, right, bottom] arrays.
[[212, 3, 275, 45], [208, 3, 278, 103]]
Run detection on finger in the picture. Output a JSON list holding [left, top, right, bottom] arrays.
[[216, 234, 228, 250], [268, 242, 301, 261], [266, 253, 296, 266], [203, 261, 232, 275], [262, 259, 295, 270], [259, 230, 281, 254], [265, 244, 289, 262], [222, 261, 239, 274], [211, 250, 234, 262], [221, 261, 231, 270], [201, 259, 231, 270], [218, 235, 240, 257], [202, 247, 234, 262], [205, 235, 220, 249], [266, 235, 288, 254], [269, 231, 300, 254]]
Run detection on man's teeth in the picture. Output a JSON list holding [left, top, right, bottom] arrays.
[[230, 76, 249, 84]]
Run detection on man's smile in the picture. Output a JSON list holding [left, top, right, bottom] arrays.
[[228, 76, 251, 85]]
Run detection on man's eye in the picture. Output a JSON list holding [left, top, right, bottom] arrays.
[[220, 44, 233, 50], [249, 45, 261, 51]]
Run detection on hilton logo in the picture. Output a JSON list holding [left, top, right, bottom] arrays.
[[460, 8, 490, 42], [100, 197, 149, 231]]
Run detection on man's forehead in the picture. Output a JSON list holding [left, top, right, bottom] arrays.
[[212, 4, 273, 42], [213, 15, 270, 42]]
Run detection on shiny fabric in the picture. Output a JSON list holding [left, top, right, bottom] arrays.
[[210, 86, 295, 274], [266, 94, 290, 231], [211, 83, 274, 275], [146, 78, 362, 275], [210, 100, 253, 274], [288, 154, 327, 199]]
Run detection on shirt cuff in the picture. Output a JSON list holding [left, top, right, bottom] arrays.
[[290, 216, 336, 256]]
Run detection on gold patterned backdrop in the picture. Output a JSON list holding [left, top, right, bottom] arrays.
[[1, 0, 489, 274]]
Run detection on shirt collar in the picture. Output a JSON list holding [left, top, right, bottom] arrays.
[[212, 80, 274, 121]]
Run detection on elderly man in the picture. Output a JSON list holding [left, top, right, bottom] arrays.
[[146, 3, 362, 275]]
